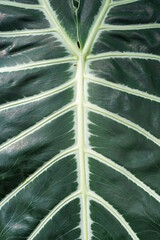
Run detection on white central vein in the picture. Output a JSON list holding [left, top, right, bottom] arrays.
[[88, 191, 139, 240], [76, 55, 88, 240], [81, 0, 112, 239]]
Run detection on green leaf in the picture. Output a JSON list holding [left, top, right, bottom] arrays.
[[0, 0, 160, 239]]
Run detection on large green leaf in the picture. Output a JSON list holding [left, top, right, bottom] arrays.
[[0, 0, 160, 239]]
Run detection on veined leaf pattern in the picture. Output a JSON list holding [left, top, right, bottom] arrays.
[[0, 0, 160, 239]]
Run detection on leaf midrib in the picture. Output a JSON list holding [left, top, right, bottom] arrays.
[[37, 0, 112, 239]]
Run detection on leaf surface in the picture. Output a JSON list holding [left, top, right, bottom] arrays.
[[0, 0, 160, 239]]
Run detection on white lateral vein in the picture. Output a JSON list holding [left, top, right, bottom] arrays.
[[86, 103, 160, 147], [0, 28, 56, 37], [0, 1, 42, 9], [39, 0, 79, 56], [0, 57, 76, 73], [27, 191, 81, 240], [100, 23, 160, 31], [87, 52, 160, 62], [0, 147, 78, 210], [87, 149, 160, 203], [82, 0, 111, 56], [110, 0, 140, 7], [0, 103, 76, 152], [85, 75, 160, 103], [0, 79, 75, 112], [88, 191, 139, 240]]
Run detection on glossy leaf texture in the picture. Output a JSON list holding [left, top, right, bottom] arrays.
[[0, 0, 160, 239]]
